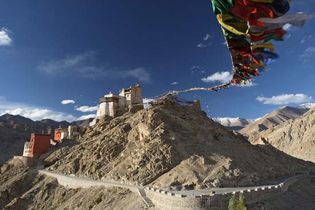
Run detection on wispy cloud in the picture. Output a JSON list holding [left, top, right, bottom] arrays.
[[0, 96, 76, 122], [38, 52, 151, 83], [122, 68, 151, 83], [77, 114, 96, 121], [197, 34, 214, 48], [257, 94, 312, 105], [190, 66, 201, 73], [201, 71, 232, 84], [76, 105, 98, 113], [0, 28, 12, 46], [300, 34, 313, 44], [61, 99, 75, 105], [300, 46, 315, 62]]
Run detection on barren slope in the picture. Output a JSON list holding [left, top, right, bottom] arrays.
[[0, 159, 145, 210], [47, 99, 314, 189], [240, 106, 308, 143], [248, 177, 315, 210], [257, 107, 315, 163]]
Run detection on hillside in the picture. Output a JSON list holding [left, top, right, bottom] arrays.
[[0, 159, 146, 210], [240, 106, 308, 143], [256, 107, 315, 163], [46, 98, 314, 190]]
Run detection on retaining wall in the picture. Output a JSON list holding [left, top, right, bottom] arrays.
[[38, 170, 308, 210], [13, 156, 35, 167]]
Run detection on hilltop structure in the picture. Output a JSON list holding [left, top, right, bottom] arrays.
[[22, 125, 79, 158], [54, 125, 79, 143], [23, 133, 51, 157], [90, 84, 144, 126]]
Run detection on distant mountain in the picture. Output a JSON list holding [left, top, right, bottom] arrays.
[[213, 117, 253, 131], [0, 114, 86, 165], [39, 119, 70, 128], [240, 106, 308, 143], [73, 118, 94, 128], [256, 107, 315, 163]]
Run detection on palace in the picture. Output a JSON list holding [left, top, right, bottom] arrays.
[[90, 84, 144, 126]]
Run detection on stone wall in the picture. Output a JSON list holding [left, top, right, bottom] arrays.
[[38, 170, 308, 210]]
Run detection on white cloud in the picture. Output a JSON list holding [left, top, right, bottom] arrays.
[[197, 34, 214, 48], [201, 71, 232, 84], [204, 34, 213, 41], [171, 81, 179, 85], [283, 23, 292, 31], [213, 117, 253, 127], [0, 97, 76, 122], [61, 99, 75, 105], [0, 28, 12, 46], [77, 114, 96, 121], [76, 105, 98, 113], [300, 103, 315, 109], [38, 52, 151, 83], [257, 94, 312, 105]]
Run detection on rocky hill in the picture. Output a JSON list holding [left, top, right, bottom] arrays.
[[240, 106, 308, 143], [46, 98, 314, 190], [1, 98, 315, 209], [255, 107, 315, 163]]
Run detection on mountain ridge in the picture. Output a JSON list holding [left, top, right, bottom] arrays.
[[240, 106, 309, 142], [255, 107, 315, 163]]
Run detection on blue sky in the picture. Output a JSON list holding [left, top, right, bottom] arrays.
[[0, 0, 314, 121]]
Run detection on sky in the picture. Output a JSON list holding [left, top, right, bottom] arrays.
[[0, 0, 315, 122]]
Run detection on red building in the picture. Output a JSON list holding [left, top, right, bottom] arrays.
[[23, 133, 51, 157], [54, 128, 68, 143]]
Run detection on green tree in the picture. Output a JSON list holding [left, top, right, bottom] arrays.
[[237, 193, 247, 210], [228, 193, 247, 210], [228, 194, 237, 210]]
